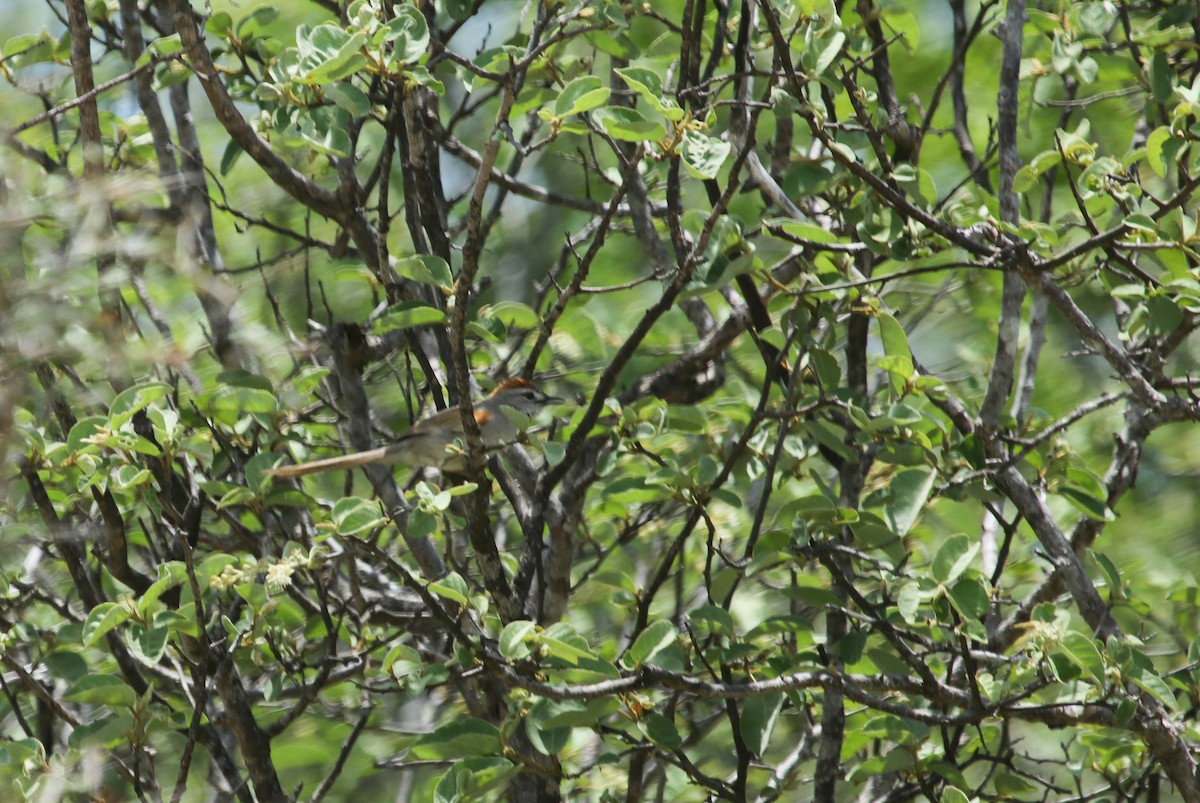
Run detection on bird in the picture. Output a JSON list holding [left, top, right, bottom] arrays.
[[266, 378, 561, 479]]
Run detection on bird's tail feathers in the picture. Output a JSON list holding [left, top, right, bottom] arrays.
[[266, 446, 392, 479]]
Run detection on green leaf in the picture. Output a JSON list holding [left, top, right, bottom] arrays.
[[443, 0, 473, 20], [1149, 51, 1174, 103], [301, 28, 367, 84], [615, 66, 684, 121], [67, 713, 132, 748], [67, 416, 108, 453], [205, 11, 233, 37], [398, 254, 454, 287], [374, 301, 447, 333], [137, 561, 187, 617], [83, 602, 131, 647], [43, 650, 88, 682], [209, 371, 277, 414], [1146, 294, 1182, 335], [882, 467, 934, 536], [220, 139, 243, 175], [947, 577, 989, 622], [896, 582, 923, 623], [680, 131, 731, 179], [483, 301, 540, 329], [382, 4, 429, 65], [109, 382, 172, 428], [627, 620, 678, 666], [126, 623, 169, 666], [554, 75, 610, 117], [740, 693, 784, 757], [543, 697, 619, 729], [941, 786, 971, 803], [877, 312, 914, 385], [236, 4, 279, 38], [216, 486, 256, 510], [1059, 631, 1106, 685], [331, 497, 386, 534], [640, 712, 681, 749], [538, 622, 596, 665], [499, 620, 537, 660], [585, 30, 638, 59], [324, 82, 371, 116], [801, 28, 845, 76], [432, 758, 518, 803], [592, 106, 666, 143], [746, 616, 813, 639], [525, 698, 572, 755], [765, 218, 838, 244], [689, 604, 735, 634], [428, 572, 469, 605], [65, 674, 136, 707], [932, 534, 978, 585], [1059, 487, 1115, 522], [137, 33, 183, 67], [1130, 668, 1180, 711], [413, 718, 501, 759]]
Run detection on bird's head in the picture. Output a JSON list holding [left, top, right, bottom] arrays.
[[488, 378, 562, 414]]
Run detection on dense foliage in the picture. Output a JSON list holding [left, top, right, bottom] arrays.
[[3, 0, 1200, 800]]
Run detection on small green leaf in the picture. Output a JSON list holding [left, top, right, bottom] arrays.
[[499, 620, 536, 660], [205, 11, 233, 37], [615, 66, 684, 121], [220, 139, 243, 175], [331, 497, 387, 534], [932, 534, 978, 585], [627, 620, 677, 666], [398, 254, 453, 287], [413, 718, 501, 759], [43, 650, 88, 682], [483, 301, 540, 329], [126, 623, 169, 666], [428, 572, 469, 605], [374, 301, 447, 333], [68, 713, 133, 749], [137, 561, 187, 617], [740, 693, 784, 757], [1059, 631, 1106, 685], [1150, 52, 1174, 104], [688, 605, 734, 633], [381, 4, 429, 65], [680, 131, 731, 179], [941, 786, 970, 803], [882, 467, 934, 536], [539, 440, 565, 467], [592, 106, 666, 143], [236, 4, 280, 38], [947, 577, 989, 622], [585, 30, 638, 59], [538, 622, 596, 665], [764, 218, 838, 244], [83, 602, 131, 647], [877, 313, 914, 384], [67, 416, 108, 453], [554, 75, 610, 117], [324, 82, 371, 116], [525, 698, 572, 755], [65, 675, 136, 707], [1059, 487, 1115, 522], [640, 712, 681, 749], [109, 382, 172, 428]]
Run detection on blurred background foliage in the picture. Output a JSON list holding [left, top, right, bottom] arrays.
[[3, 0, 1200, 801]]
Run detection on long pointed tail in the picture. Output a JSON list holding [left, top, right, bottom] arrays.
[[266, 446, 392, 479]]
